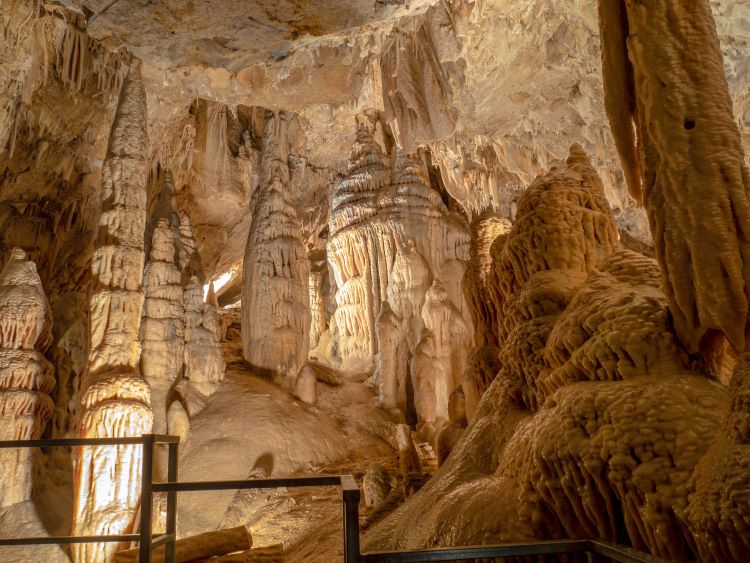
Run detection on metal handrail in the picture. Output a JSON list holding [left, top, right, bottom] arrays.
[[0, 436, 664, 563], [0, 434, 177, 549], [144, 461, 362, 563], [362, 538, 668, 562]]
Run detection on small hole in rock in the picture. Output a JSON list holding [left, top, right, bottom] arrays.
[[684, 117, 696, 130]]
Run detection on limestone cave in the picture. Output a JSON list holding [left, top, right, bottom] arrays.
[[0, 0, 749, 561]]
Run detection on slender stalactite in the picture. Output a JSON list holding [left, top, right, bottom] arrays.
[[72, 62, 152, 563]]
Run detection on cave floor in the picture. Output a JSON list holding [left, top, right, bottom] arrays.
[[176, 337, 399, 562]]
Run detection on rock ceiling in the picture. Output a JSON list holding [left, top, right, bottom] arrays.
[[5, 0, 749, 280]]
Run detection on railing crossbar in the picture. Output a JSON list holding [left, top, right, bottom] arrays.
[[152, 475, 343, 493], [0, 534, 139, 546], [362, 539, 589, 562], [0, 435, 663, 563]]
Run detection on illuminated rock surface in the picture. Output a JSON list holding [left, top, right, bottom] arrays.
[[0, 0, 749, 561]]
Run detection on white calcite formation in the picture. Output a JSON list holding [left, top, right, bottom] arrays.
[[72, 63, 153, 563], [242, 111, 310, 386], [139, 172, 225, 460], [180, 216, 225, 397], [326, 112, 471, 423], [0, 248, 54, 507], [140, 172, 184, 442]]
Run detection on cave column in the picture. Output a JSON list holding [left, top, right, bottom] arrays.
[[72, 62, 152, 563], [0, 248, 55, 507], [241, 111, 310, 387]]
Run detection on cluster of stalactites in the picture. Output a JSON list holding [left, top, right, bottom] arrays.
[[0, 248, 54, 507], [324, 112, 472, 425]]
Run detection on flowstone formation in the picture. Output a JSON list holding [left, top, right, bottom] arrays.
[[72, 63, 153, 563], [325, 112, 471, 423], [0, 248, 54, 507], [242, 111, 310, 386], [366, 145, 737, 561], [597, 2, 750, 559]]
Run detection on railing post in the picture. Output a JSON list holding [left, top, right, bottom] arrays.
[[139, 434, 155, 563], [164, 440, 179, 563], [340, 475, 361, 563]]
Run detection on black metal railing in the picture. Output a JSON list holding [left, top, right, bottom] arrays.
[[0, 435, 665, 563], [362, 538, 669, 562], [0, 434, 178, 552]]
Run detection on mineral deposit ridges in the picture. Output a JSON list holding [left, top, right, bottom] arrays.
[[1, 1, 749, 562]]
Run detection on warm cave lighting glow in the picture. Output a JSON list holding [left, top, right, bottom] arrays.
[[203, 269, 235, 301], [1, 0, 749, 562]]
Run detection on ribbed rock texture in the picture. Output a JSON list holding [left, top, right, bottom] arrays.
[[0, 248, 54, 507], [598, 0, 750, 361], [325, 112, 471, 423], [365, 145, 745, 562], [72, 63, 153, 563], [242, 111, 310, 385], [141, 172, 184, 442]]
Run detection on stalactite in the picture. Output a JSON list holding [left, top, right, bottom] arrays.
[[0, 248, 54, 507], [72, 62, 152, 563], [242, 111, 310, 386], [597, 0, 750, 358]]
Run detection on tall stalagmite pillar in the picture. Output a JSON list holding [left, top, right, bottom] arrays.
[[141, 171, 184, 438], [241, 111, 310, 386], [0, 248, 54, 507], [72, 62, 153, 563], [179, 212, 225, 395]]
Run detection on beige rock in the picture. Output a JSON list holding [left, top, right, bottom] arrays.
[[72, 63, 153, 563], [365, 145, 737, 562], [362, 463, 393, 510], [242, 111, 310, 386], [294, 364, 317, 406], [0, 248, 54, 507], [598, 0, 750, 358], [112, 524, 252, 563]]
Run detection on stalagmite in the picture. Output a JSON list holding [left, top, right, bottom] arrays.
[[410, 329, 440, 425], [327, 112, 391, 366], [140, 171, 184, 443], [294, 364, 317, 405], [180, 214, 225, 396], [72, 63, 153, 563], [308, 264, 327, 351], [0, 248, 54, 507], [374, 303, 408, 417], [326, 114, 471, 423], [420, 280, 470, 422], [462, 213, 512, 415], [242, 111, 310, 386], [597, 0, 750, 357]]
